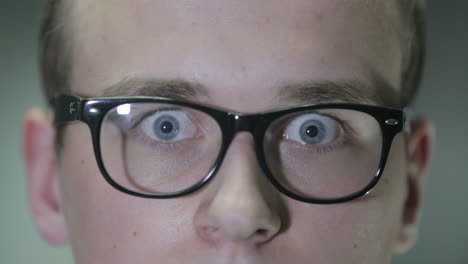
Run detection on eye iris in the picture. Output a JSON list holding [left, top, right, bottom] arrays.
[[153, 115, 180, 141], [300, 120, 325, 144]]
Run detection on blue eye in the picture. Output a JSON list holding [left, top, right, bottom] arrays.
[[139, 110, 197, 142], [283, 113, 341, 145], [299, 119, 327, 144], [153, 115, 180, 141]]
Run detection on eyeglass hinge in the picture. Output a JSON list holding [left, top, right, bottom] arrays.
[[69, 102, 77, 115], [53, 94, 82, 123]]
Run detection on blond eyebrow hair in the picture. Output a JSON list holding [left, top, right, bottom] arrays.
[[99, 77, 210, 102], [93, 76, 400, 109], [276, 78, 401, 107]]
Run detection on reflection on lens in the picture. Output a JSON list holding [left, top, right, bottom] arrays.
[[264, 109, 382, 199], [100, 103, 222, 195]]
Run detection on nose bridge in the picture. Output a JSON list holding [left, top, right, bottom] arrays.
[[221, 132, 264, 186], [194, 131, 282, 245], [217, 132, 271, 203]]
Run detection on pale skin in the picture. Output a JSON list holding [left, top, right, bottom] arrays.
[[23, 0, 433, 263]]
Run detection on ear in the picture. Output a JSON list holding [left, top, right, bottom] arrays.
[[394, 118, 434, 254], [23, 108, 69, 246]]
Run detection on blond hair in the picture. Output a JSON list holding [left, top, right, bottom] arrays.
[[39, 0, 426, 107]]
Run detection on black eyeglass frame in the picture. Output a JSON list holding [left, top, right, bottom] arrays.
[[54, 94, 408, 204]]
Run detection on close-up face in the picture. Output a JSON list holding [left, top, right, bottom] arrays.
[[23, 0, 433, 263]]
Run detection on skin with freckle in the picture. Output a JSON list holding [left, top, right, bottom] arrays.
[[23, 0, 432, 263]]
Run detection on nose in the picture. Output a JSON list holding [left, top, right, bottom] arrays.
[[194, 133, 283, 246]]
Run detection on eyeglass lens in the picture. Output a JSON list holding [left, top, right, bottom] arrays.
[[263, 109, 382, 199], [100, 103, 223, 195]]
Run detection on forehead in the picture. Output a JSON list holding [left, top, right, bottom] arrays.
[[68, 0, 403, 109]]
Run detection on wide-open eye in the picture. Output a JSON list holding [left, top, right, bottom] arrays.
[[283, 113, 342, 145], [138, 109, 198, 142], [263, 108, 384, 199], [100, 102, 223, 195]]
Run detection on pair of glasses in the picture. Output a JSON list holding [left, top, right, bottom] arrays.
[[53, 94, 408, 204]]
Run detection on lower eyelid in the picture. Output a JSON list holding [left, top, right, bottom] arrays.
[[129, 117, 205, 144], [129, 130, 204, 153], [281, 136, 349, 155]]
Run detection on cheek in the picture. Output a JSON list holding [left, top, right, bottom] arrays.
[[277, 136, 408, 263], [56, 124, 200, 263], [280, 202, 401, 263], [55, 124, 408, 263]]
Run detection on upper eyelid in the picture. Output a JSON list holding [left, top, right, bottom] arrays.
[[316, 112, 357, 137], [287, 112, 342, 126], [129, 107, 184, 129], [285, 111, 357, 139]]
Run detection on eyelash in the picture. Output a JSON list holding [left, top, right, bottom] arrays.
[[281, 113, 356, 155], [129, 107, 180, 130], [131, 132, 192, 152], [125, 107, 201, 150], [284, 134, 350, 155]]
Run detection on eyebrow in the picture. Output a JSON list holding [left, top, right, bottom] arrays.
[[99, 77, 209, 101], [97, 76, 401, 108], [275, 78, 401, 108]]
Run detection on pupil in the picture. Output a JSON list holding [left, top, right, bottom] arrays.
[[305, 125, 318, 138], [160, 121, 173, 134]]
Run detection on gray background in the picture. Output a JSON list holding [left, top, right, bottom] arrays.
[[1, 1, 467, 263]]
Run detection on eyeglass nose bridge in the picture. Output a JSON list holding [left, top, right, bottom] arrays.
[[220, 113, 265, 171], [229, 113, 260, 133]]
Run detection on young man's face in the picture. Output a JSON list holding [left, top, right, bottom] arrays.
[[24, 0, 432, 263]]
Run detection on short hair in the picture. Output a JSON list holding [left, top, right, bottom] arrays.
[[40, 0, 71, 105], [39, 0, 426, 107]]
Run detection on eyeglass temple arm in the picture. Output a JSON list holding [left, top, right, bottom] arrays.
[[52, 94, 83, 124], [403, 107, 413, 134]]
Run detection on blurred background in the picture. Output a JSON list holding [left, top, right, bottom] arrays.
[[1, 1, 467, 263]]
